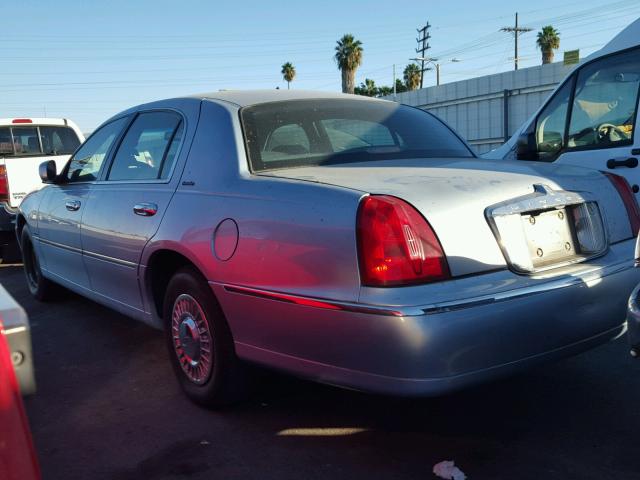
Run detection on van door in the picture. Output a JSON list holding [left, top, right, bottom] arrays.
[[532, 47, 640, 194]]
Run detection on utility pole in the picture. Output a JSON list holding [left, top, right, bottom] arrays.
[[435, 64, 440, 86], [393, 64, 397, 100], [501, 12, 532, 70], [416, 22, 431, 88]]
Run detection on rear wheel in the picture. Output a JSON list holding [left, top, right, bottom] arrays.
[[21, 227, 55, 301], [163, 266, 251, 408]]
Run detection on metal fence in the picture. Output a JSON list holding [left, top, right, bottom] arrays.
[[386, 62, 575, 154]]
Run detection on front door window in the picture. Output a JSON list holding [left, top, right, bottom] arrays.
[[567, 49, 640, 150]]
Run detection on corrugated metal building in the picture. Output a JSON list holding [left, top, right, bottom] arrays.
[[387, 62, 575, 154]]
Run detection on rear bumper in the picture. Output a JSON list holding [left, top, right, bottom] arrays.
[[215, 241, 639, 396]]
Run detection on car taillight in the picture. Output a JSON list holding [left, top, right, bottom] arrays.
[[11, 118, 32, 124], [0, 165, 8, 203], [604, 172, 640, 237], [357, 195, 450, 287]]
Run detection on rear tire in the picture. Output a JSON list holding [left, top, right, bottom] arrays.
[[21, 227, 55, 301], [163, 266, 251, 408]]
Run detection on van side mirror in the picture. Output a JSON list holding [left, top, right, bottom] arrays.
[[516, 132, 538, 160], [39, 160, 58, 184]]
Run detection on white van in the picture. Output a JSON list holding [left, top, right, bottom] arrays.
[[0, 118, 84, 260], [486, 19, 640, 196]]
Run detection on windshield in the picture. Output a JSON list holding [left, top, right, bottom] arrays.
[[0, 125, 81, 157], [240, 99, 474, 171]]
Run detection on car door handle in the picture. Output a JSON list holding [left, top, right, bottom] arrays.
[[65, 200, 81, 211], [607, 157, 638, 169], [133, 203, 158, 217]]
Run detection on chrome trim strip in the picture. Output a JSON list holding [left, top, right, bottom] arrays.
[[83, 249, 137, 268], [38, 237, 137, 268], [220, 258, 634, 317], [221, 284, 403, 317], [38, 237, 82, 254]]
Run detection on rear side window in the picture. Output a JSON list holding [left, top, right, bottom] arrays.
[[0, 125, 80, 157], [107, 111, 183, 181], [241, 99, 473, 171], [0, 128, 11, 156], [10, 127, 40, 155], [39, 126, 81, 155]]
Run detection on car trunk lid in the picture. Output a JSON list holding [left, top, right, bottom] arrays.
[[259, 158, 631, 276]]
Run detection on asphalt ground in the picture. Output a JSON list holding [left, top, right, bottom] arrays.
[[2, 263, 640, 479]]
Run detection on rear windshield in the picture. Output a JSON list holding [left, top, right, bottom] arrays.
[[0, 125, 81, 157], [240, 99, 474, 171]]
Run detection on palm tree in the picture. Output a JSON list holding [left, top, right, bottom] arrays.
[[536, 26, 560, 65], [281, 62, 296, 90], [403, 64, 421, 91], [334, 34, 363, 94]]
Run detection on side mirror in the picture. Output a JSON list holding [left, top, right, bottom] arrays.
[[516, 132, 538, 160], [39, 160, 58, 183]]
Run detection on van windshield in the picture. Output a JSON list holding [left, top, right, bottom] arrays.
[[240, 99, 474, 171], [0, 125, 81, 157]]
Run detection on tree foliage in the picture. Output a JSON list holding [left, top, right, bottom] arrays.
[[536, 26, 560, 64], [403, 64, 421, 91], [281, 62, 296, 89], [354, 78, 406, 97], [335, 34, 364, 94]]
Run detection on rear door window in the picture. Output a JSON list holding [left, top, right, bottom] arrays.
[[106, 111, 183, 181]]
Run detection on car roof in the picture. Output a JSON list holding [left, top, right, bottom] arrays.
[[185, 89, 388, 107]]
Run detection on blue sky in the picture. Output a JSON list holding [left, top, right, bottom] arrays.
[[2, 0, 639, 132]]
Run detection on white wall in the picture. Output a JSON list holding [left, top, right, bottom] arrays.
[[386, 62, 575, 154]]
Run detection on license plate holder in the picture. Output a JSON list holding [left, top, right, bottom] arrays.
[[521, 208, 577, 269]]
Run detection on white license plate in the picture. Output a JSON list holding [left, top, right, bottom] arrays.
[[521, 208, 576, 269]]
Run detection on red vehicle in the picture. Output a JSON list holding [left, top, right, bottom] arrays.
[[0, 316, 40, 480]]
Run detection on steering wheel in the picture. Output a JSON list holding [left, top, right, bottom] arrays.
[[597, 123, 630, 143]]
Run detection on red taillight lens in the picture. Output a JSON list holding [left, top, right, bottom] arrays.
[[0, 165, 8, 203], [357, 195, 450, 287], [11, 118, 32, 124], [605, 172, 640, 236]]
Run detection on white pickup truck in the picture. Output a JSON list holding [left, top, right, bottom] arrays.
[[0, 118, 84, 261]]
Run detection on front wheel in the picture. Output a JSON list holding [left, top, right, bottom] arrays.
[[163, 266, 251, 408], [21, 228, 56, 301]]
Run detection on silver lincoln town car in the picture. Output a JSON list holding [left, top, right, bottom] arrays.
[[17, 90, 640, 407]]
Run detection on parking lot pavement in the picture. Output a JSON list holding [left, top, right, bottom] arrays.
[[2, 264, 640, 480]]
